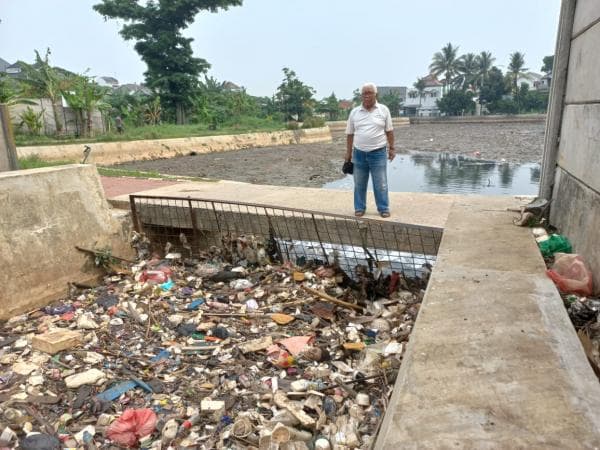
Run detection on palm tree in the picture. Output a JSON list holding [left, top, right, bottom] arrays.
[[508, 51, 528, 95], [413, 78, 426, 106], [429, 43, 459, 93], [476, 51, 495, 89], [455, 53, 479, 90]]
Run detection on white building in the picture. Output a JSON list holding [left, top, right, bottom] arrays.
[[402, 74, 444, 117], [516, 72, 544, 90]]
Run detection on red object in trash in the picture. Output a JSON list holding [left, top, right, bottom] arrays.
[[106, 408, 157, 447], [139, 268, 172, 284], [546, 253, 593, 296]]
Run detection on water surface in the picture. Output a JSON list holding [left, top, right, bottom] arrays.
[[324, 151, 540, 195]]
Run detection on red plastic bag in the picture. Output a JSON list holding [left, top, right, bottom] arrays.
[[106, 408, 157, 447], [138, 268, 172, 284], [546, 253, 593, 296]]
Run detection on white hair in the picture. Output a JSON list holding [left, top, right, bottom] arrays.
[[361, 82, 377, 94]]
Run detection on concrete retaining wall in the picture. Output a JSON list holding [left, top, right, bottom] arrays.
[[16, 127, 332, 166], [327, 117, 410, 133], [409, 114, 546, 125], [546, 0, 600, 292], [0, 165, 133, 320]]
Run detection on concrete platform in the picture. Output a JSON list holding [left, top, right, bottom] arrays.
[[106, 178, 461, 230], [101, 178, 600, 447], [376, 196, 600, 449]]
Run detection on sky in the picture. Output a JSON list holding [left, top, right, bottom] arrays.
[[0, 0, 561, 99]]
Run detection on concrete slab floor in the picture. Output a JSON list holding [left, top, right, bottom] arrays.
[[105, 178, 470, 229]]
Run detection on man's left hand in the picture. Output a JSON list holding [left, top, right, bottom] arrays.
[[388, 148, 396, 161]]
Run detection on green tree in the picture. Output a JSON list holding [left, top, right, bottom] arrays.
[[507, 51, 527, 95], [413, 78, 426, 106], [436, 90, 475, 116], [352, 88, 362, 106], [20, 49, 68, 134], [379, 90, 401, 117], [429, 42, 460, 93], [93, 0, 243, 124], [541, 55, 554, 74], [479, 66, 507, 105], [0, 74, 35, 107], [455, 53, 479, 90], [476, 51, 495, 88], [62, 75, 110, 137], [275, 68, 315, 121], [316, 92, 341, 120], [516, 83, 549, 113]]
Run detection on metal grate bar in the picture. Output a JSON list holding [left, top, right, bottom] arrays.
[[129, 195, 442, 279]]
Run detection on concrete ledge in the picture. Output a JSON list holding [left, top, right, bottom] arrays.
[[106, 179, 458, 230], [327, 118, 409, 133], [16, 127, 332, 165], [0, 165, 133, 320], [375, 196, 600, 448], [409, 114, 547, 125]]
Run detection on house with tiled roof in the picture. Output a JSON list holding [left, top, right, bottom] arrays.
[[403, 74, 444, 117]]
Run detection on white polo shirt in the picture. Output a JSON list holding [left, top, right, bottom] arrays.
[[345, 102, 393, 151]]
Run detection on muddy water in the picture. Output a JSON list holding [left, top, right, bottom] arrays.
[[324, 151, 540, 195]]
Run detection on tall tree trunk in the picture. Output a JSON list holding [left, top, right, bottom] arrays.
[[176, 103, 185, 125], [51, 101, 64, 135], [86, 109, 93, 137]]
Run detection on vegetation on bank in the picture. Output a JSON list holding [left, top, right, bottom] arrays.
[[2, 0, 553, 150], [420, 44, 552, 116]]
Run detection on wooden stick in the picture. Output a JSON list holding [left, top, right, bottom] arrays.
[[301, 286, 363, 311]]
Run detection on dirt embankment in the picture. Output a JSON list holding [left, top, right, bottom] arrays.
[[114, 122, 545, 188]]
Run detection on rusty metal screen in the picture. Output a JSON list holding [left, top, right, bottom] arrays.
[[129, 195, 442, 279]]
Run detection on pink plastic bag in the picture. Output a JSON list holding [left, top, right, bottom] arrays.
[[546, 253, 593, 296], [106, 408, 157, 447]]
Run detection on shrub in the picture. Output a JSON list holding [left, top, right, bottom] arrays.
[[301, 116, 326, 129]]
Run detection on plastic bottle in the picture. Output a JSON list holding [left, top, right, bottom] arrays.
[[177, 414, 201, 437]]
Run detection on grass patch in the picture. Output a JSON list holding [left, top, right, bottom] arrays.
[[15, 117, 287, 147], [18, 155, 75, 169]]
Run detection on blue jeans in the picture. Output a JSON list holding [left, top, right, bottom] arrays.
[[353, 147, 389, 213]]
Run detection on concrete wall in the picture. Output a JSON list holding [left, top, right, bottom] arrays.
[[410, 114, 546, 125], [16, 127, 332, 165], [0, 104, 19, 171], [0, 165, 133, 320], [545, 0, 600, 292], [327, 117, 410, 133], [9, 99, 104, 136]]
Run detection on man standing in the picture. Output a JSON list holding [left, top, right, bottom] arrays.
[[345, 82, 395, 218]]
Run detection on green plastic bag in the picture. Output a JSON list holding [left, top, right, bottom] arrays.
[[538, 234, 572, 258]]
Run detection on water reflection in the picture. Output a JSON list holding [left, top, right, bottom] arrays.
[[324, 151, 540, 195]]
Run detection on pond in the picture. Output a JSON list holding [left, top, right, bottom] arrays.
[[324, 151, 541, 196]]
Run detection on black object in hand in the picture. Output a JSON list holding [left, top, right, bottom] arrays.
[[342, 161, 354, 175]]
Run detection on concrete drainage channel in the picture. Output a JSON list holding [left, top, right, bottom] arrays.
[[0, 195, 441, 449]]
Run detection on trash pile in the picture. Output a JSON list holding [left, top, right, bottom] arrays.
[[536, 228, 600, 379], [0, 234, 427, 449]]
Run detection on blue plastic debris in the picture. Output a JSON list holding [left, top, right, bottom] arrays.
[[150, 349, 171, 363], [160, 279, 175, 291], [95, 379, 153, 402], [187, 298, 204, 310]]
